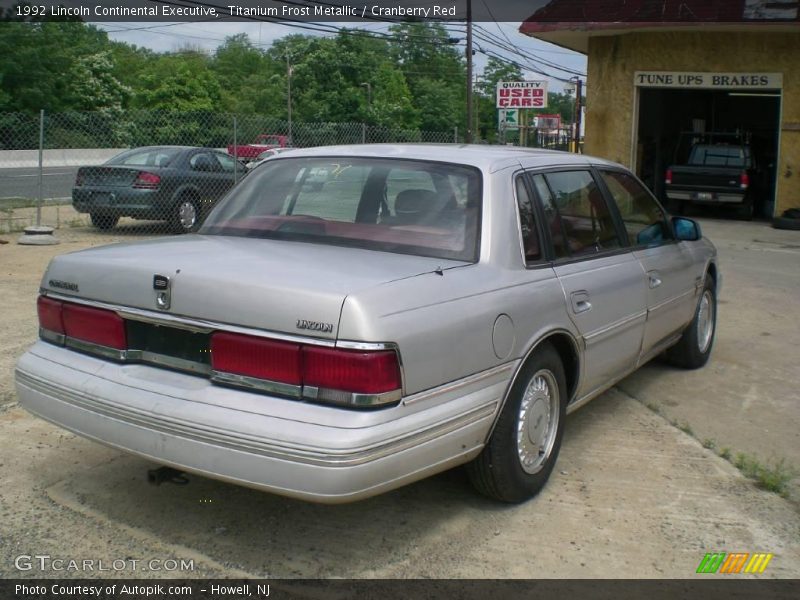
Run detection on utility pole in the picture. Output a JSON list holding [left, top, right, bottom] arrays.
[[360, 82, 372, 111], [574, 78, 583, 153], [465, 0, 473, 143], [360, 82, 372, 144], [287, 55, 293, 145]]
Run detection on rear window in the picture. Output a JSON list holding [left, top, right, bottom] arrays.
[[200, 157, 482, 262], [107, 148, 181, 168], [688, 145, 747, 168]]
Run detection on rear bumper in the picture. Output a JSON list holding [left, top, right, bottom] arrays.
[[72, 187, 165, 217], [15, 341, 508, 503], [665, 189, 747, 204]]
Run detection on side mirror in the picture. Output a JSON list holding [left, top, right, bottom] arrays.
[[672, 217, 702, 241]]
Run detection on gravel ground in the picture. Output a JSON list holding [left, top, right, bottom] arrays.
[[0, 219, 798, 579]]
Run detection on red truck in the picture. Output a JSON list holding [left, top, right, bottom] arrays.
[[227, 134, 291, 162]]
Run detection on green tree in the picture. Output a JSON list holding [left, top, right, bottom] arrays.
[[477, 57, 524, 142], [0, 20, 110, 111], [388, 22, 465, 131], [133, 51, 221, 111]]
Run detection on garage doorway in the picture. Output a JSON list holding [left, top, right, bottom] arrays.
[[634, 87, 781, 219]]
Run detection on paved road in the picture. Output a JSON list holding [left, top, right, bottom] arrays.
[[0, 166, 77, 201]]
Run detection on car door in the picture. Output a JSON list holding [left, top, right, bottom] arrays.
[[211, 152, 242, 197], [597, 169, 698, 360], [187, 151, 225, 200], [528, 170, 648, 398]]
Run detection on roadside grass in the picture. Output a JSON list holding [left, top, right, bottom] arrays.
[[732, 453, 795, 497], [636, 400, 795, 498], [0, 197, 71, 209]]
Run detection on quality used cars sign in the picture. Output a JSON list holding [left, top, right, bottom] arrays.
[[496, 81, 549, 108]]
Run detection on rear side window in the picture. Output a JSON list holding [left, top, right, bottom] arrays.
[[530, 174, 570, 260], [543, 170, 622, 257], [515, 176, 541, 264], [108, 148, 180, 167], [599, 170, 670, 247]]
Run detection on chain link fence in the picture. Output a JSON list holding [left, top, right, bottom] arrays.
[[0, 110, 460, 239]]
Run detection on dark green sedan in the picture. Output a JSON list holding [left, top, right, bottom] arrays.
[[72, 146, 245, 233]]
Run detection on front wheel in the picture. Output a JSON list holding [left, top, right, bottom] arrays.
[[665, 277, 717, 369], [467, 343, 566, 503]]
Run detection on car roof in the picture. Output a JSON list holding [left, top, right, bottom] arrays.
[[271, 144, 623, 173]]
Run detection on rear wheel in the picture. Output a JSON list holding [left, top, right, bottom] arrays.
[[89, 213, 119, 230], [170, 196, 201, 233], [467, 343, 566, 503], [665, 277, 717, 369]]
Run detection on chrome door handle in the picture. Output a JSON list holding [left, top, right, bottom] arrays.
[[570, 291, 592, 314]]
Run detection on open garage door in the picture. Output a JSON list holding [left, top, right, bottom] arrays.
[[635, 85, 781, 219]]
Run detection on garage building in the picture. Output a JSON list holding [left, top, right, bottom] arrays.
[[521, 1, 800, 218]]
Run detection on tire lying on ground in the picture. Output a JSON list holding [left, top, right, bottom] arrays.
[[772, 208, 800, 231]]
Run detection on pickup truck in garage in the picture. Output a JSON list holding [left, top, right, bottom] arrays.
[[665, 142, 757, 219]]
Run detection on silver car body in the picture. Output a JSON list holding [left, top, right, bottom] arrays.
[[15, 145, 719, 503]]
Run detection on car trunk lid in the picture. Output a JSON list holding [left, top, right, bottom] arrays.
[[42, 235, 466, 340]]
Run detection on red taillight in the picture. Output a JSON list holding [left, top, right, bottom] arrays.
[[38, 296, 126, 350], [37, 296, 64, 334], [211, 332, 302, 385], [209, 331, 402, 403], [665, 169, 673, 185], [740, 172, 750, 189], [62, 303, 126, 350], [303, 347, 401, 395], [133, 171, 160, 189]]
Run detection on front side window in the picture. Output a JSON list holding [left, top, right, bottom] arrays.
[[190, 153, 218, 172], [543, 170, 622, 257], [200, 157, 482, 262], [600, 170, 670, 247]]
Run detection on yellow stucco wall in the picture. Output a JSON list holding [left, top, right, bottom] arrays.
[[586, 32, 800, 214]]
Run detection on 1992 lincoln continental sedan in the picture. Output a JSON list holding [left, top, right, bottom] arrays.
[[15, 145, 719, 503]]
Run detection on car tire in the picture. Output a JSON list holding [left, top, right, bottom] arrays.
[[90, 213, 119, 230], [736, 197, 755, 221], [665, 277, 717, 369], [171, 196, 201, 233], [467, 343, 566, 503], [772, 216, 800, 231]]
